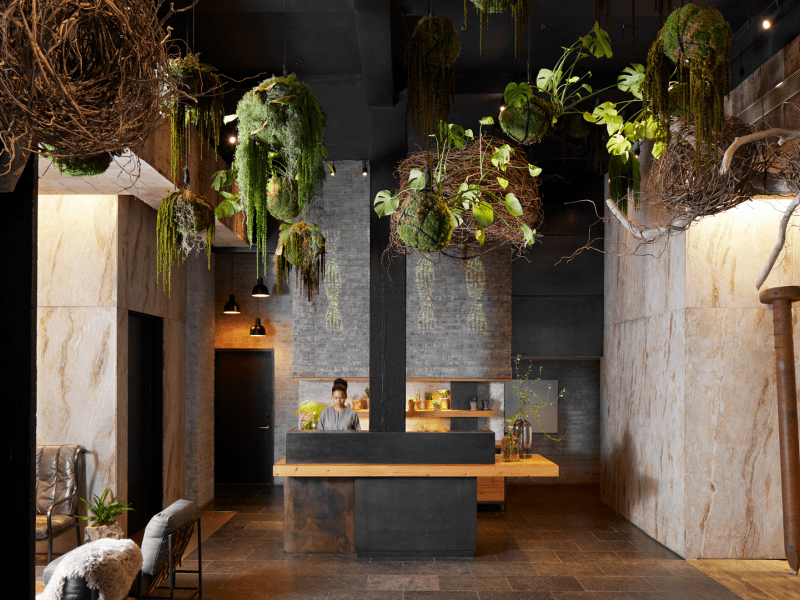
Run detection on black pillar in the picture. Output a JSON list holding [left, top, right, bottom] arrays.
[[368, 105, 407, 432], [1, 155, 38, 597]]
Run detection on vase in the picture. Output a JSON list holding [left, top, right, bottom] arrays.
[[414, 400, 423, 411], [83, 522, 123, 544], [501, 432, 519, 462], [512, 417, 533, 459], [441, 397, 450, 410]]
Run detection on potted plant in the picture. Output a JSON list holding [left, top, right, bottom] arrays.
[[295, 400, 327, 430], [470, 397, 478, 410], [432, 397, 441, 411], [423, 392, 434, 410], [408, 397, 416, 411], [77, 489, 133, 543]]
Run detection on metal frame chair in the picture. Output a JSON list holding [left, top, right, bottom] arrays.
[[137, 516, 202, 600], [36, 445, 86, 562]]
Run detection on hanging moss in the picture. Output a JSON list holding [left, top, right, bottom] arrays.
[[467, 0, 529, 58], [499, 96, 553, 145], [405, 15, 461, 139], [235, 74, 327, 274], [562, 113, 592, 139], [643, 5, 731, 163], [168, 54, 225, 186], [43, 146, 114, 177], [608, 154, 641, 214], [274, 221, 326, 302], [397, 191, 454, 253], [266, 175, 300, 223], [156, 189, 215, 295]]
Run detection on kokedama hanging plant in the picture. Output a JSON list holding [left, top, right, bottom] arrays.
[[42, 145, 115, 178], [406, 15, 461, 138], [167, 53, 225, 186], [156, 188, 215, 295], [643, 3, 731, 162], [266, 175, 300, 224], [499, 96, 554, 145], [467, 0, 530, 58], [275, 221, 326, 302], [397, 190, 454, 254], [234, 74, 327, 273]]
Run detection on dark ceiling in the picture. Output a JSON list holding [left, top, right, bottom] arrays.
[[166, 0, 797, 185]]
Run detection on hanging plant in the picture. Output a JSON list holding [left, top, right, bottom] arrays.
[[466, 0, 530, 58], [608, 154, 641, 214], [406, 15, 461, 139], [274, 221, 326, 302], [156, 188, 215, 295], [42, 146, 114, 177], [643, 4, 731, 163], [397, 190, 454, 254], [499, 96, 554, 145], [266, 175, 300, 223], [167, 53, 225, 186], [233, 74, 327, 273]]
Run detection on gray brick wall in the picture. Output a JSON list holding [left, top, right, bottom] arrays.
[[406, 250, 512, 379], [510, 359, 601, 485], [292, 160, 370, 378]]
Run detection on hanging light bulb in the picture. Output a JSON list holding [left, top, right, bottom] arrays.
[[229, 135, 237, 144], [222, 256, 241, 314], [362, 159, 368, 177], [329, 158, 336, 177], [762, 18, 772, 29], [252, 277, 270, 297]]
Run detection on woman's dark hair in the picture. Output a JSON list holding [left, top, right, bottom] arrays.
[[332, 378, 348, 395]]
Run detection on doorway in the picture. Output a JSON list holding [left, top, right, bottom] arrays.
[[127, 311, 163, 535], [215, 350, 274, 484]]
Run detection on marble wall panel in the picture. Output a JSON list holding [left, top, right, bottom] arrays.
[[600, 323, 620, 508], [684, 307, 783, 559], [38, 195, 118, 308], [163, 318, 186, 505]]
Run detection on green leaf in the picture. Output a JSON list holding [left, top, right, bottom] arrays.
[[528, 164, 542, 177], [617, 64, 645, 99], [606, 114, 623, 136], [582, 83, 593, 93], [491, 144, 512, 170], [652, 140, 665, 159], [581, 22, 612, 58], [472, 201, 494, 227], [450, 208, 464, 228], [269, 95, 296, 104], [536, 68, 556, 92], [520, 224, 536, 246], [374, 190, 399, 217], [211, 169, 235, 191], [409, 168, 426, 191], [464, 129, 474, 139], [325, 162, 335, 175], [567, 76, 580, 84], [606, 133, 632, 157], [504, 82, 533, 107], [497, 177, 509, 189], [583, 111, 598, 123], [448, 123, 466, 149], [223, 114, 239, 124], [503, 193, 523, 216], [475, 226, 486, 245], [479, 116, 495, 126]]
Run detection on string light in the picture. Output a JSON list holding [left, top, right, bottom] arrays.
[[362, 159, 368, 177], [762, 18, 772, 29]]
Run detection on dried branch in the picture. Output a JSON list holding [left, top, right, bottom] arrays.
[[756, 192, 800, 291], [720, 129, 800, 175], [605, 198, 691, 241], [159, 0, 200, 27]]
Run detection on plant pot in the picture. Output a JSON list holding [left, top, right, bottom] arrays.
[[470, 401, 478, 410], [83, 522, 123, 544], [414, 400, 423, 411], [423, 398, 432, 410], [408, 400, 415, 411], [432, 402, 441, 411], [441, 397, 450, 410]]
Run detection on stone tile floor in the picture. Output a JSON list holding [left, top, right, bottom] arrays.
[[179, 483, 744, 600]]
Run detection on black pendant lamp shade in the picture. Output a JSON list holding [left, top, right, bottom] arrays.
[[250, 317, 266, 336], [223, 295, 241, 314], [252, 277, 270, 297]]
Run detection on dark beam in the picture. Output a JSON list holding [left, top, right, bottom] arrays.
[[1, 155, 37, 598], [368, 104, 407, 432], [353, 0, 394, 107]]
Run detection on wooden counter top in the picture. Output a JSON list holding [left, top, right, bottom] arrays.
[[274, 454, 558, 478], [356, 410, 496, 418]]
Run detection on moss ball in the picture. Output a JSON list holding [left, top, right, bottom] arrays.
[[662, 4, 731, 64], [45, 148, 113, 177], [266, 176, 300, 223], [469, 0, 513, 13], [411, 15, 461, 70], [397, 191, 453, 253], [279, 222, 325, 269], [499, 96, 553, 145]]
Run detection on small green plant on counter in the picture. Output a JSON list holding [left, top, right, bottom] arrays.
[[507, 354, 567, 441], [76, 489, 133, 527], [295, 400, 327, 430]]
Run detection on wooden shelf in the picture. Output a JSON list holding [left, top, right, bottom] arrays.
[[355, 410, 496, 418], [274, 455, 558, 478], [292, 377, 511, 382]]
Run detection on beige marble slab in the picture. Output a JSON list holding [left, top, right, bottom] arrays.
[[38, 195, 118, 308]]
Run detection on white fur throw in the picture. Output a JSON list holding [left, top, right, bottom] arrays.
[[38, 539, 143, 600]]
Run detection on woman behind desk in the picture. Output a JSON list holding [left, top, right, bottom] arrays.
[[317, 378, 361, 431]]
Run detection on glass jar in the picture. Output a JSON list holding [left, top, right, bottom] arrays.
[[513, 417, 533, 459], [501, 432, 519, 462]]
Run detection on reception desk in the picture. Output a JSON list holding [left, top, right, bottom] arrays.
[[274, 430, 558, 558]]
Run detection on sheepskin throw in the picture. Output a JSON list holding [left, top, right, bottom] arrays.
[[38, 538, 143, 600]]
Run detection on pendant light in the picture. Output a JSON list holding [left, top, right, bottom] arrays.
[[223, 255, 241, 314], [250, 298, 267, 336], [252, 276, 270, 298]]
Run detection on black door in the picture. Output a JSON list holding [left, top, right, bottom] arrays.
[[215, 350, 274, 484], [127, 311, 163, 535]]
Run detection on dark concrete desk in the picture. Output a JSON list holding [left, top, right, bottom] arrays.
[[274, 430, 558, 558]]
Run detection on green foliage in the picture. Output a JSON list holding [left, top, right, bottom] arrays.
[[76, 489, 133, 527], [499, 97, 553, 145], [469, 0, 512, 13], [507, 355, 566, 441], [405, 15, 461, 138], [579, 21, 612, 58], [275, 221, 326, 302], [211, 168, 243, 219], [467, 0, 530, 58], [235, 74, 327, 274], [266, 175, 300, 223], [167, 53, 225, 187], [295, 400, 327, 430], [397, 191, 454, 253], [44, 149, 114, 178], [157, 189, 215, 296], [608, 154, 641, 213]]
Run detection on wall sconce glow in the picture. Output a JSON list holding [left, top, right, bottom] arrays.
[[762, 19, 772, 29], [362, 160, 368, 177]]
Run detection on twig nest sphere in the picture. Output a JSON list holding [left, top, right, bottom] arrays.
[[266, 176, 300, 223], [397, 191, 454, 253], [499, 96, 553, 145]]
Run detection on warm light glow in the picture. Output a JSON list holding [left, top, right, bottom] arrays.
[[762, 19, 772, 29], [500, 104, 506, 112], [229, 136, 237, 144]]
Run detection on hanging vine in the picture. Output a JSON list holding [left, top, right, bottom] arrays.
[[274, 221, 327, 303], [466, 0, 530, 58], [405, 15, 462, 139]]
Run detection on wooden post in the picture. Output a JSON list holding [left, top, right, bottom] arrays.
[[760, 285, 800, 575]]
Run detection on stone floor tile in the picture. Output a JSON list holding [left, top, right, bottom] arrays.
[[574, 576, 656, 591], [184, 546, 252, 561], [437, 576, 513, 590], [624, 593, 711, 600], [475, 593, 555, 600], [574, 541, 640, 553], [595, 562, 673, 577], [552, 593, 633, 600], [507, 575, 585, 592], [554, 552, 626, 564], [403, 592, 480, 600], [402, 561, 473, 575], [327, 592, 404, 600], [532, 563, 606, 577], [644, 575, 745, 594], [470, 562, 539, 576], [517, 540, 583, 552], [523, 550, 562, 563], [366, 574, 439, 590]]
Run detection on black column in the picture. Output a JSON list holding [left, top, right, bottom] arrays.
[[368, 105, 407, 432], [1, 155, 38, 597]]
